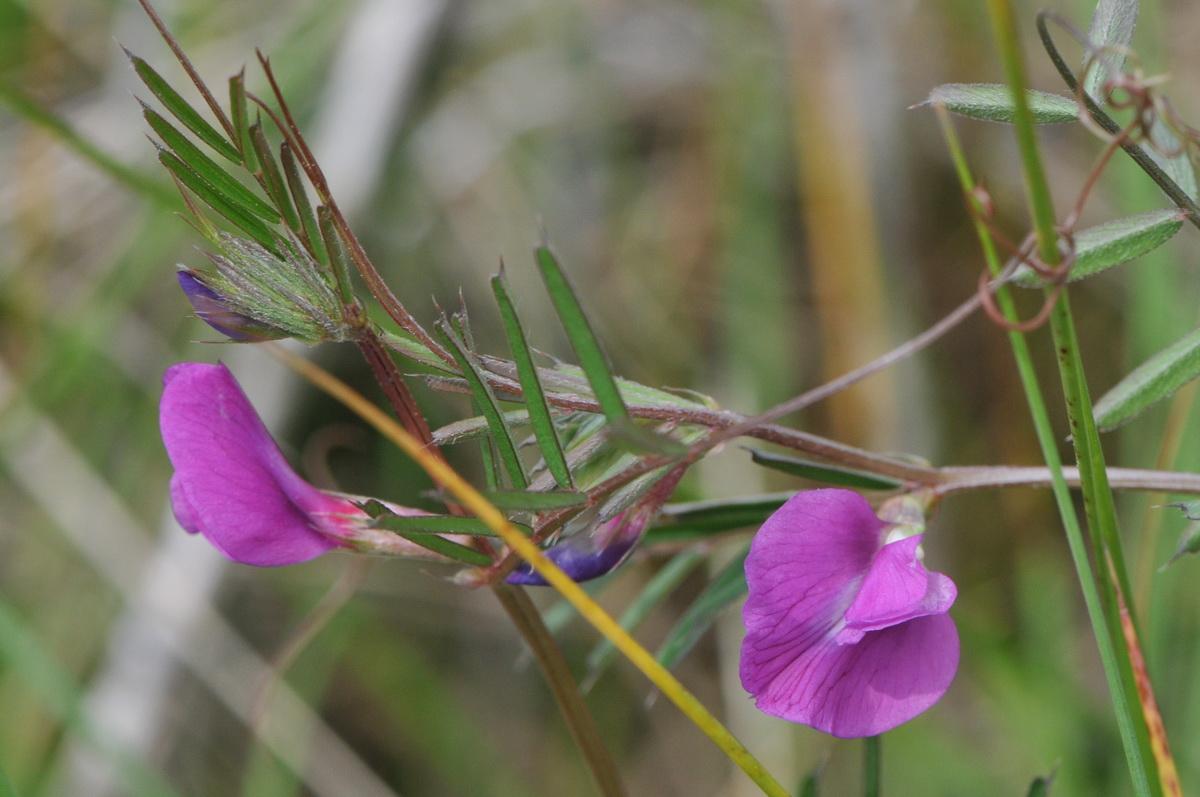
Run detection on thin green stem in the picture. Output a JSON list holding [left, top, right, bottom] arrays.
[[863, 736, 880, 797], [492, 585, 628, 797], [938, 16, 1154, 784]]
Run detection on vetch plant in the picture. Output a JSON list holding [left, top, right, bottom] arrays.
[[111, 0, 1200, 792]]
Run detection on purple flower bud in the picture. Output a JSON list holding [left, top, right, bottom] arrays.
[[177, 270, 288, 343], [739, 489, 958, 738], [506, 466, 686, 585], [160, 362, 435, 566]]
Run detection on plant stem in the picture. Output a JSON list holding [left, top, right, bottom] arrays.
[[492, 584, 628, 797], [986, 1, 1167, 792]]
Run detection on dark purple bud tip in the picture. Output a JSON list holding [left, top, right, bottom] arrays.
[[177, 271, 286, 343], [505, 538, 638, 585]]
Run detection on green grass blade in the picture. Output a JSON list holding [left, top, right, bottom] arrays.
[[0, 79, 175, 205], [534, 243, 628, 422], [143, 105, 280, 222], [492, 269, 574, 488], [748, 449, 903, 490], [923, 83, 1078, 124], [126, 50, 241, 163], [657, 544, 750, 669], [435, 320, 529, 489], [0, 598, 181, 797]]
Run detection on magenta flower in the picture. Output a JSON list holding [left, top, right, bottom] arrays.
[[160, 362, 432, 566], [739, 489, 958, 738]]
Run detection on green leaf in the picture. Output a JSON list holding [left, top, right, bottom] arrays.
[[647, 494, 790, 543], [534, 243, 628, 422], [1166, 520, 1200, 566], [1085, 0, 1139, 101], [492, 269, 574, 488], [0, 769, 18, 797], [367, 513, 533, 537], [397, 531, 494, 566], [127, 51, 241, 163], [482, 489, 589, 510], [143, 105, 280, 223], [436, 320, 530, 488], [158, 150, 279, 252], [1094, 326, 1200, 430], [249, 122, 297, 233], [281, 142, 327, 264], [583, 548, 705, 689], [748, 449, 903, 490], [657, 544, 749, 669], [924, 83, 1079, 124], [229, 70, 257, 172], [1011, 210, 1183, 287]]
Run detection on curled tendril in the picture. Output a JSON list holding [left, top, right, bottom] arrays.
[[975, 225, 1076, 333]]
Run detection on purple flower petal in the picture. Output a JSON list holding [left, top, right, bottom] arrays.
[[160, 362, 356, 566], [739, 489, 958, 738]]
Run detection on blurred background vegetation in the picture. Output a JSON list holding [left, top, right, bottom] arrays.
[[3, 0, 1200, 794]]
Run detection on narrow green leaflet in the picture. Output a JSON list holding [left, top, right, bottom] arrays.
[[143, 106, 280, 222], [534, 244, 628, 422], [369, 514, 533, 537], [923, 83, 1079, 124], [647, 494, 790, 543], [158, 150, 278, 251], [397, 530, 493, 566], [249, 122, 297, 230], [492, 270, 574, 488], [436, 320, 530, 488], [229, 71, 257, 172], [482, 489, 588, 510], [281, 142, 328, 264], [1093, 325, 1200, 430], [1011, 210, 1183, 287], [657, 544, 750, 670], [1166, 520, 1200, 565], [1085, 0, 1139, 101], [127, 51, 241, 163], [583, 548, 705, 689], [749, 449, 902, 490]]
